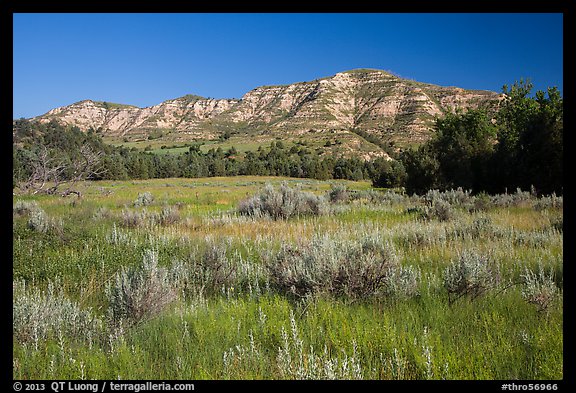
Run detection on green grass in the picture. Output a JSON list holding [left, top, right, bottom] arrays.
[[95, 101, 138, 110], [12, 177, 563, 380], [103, 130, 387, 159]]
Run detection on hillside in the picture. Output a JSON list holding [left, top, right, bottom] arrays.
[[32, 69, 501, 156]]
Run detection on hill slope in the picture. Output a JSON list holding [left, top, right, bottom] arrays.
[[33, 69, 501, 153]]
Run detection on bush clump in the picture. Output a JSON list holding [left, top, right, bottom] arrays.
[[13, 200, 40, 216], [120, 208, 148, 228], [14, 200, 62, 234], [534, 193, 563, 211], [175, 240, 238, 296], [327, 184, 350, 203], [106, 249, 179, 327], [27, 208, 51, 233], [13, 280, 102, 344], [521, 266, 558, 312], [424, 188, 473, 208], [27, 207, 62, 235], [134, 192, 154, 207], [443, 250, 500, 304], [238, 183, 327, 220], [267, 234, 418, 299], [157, 206, 181, 226]]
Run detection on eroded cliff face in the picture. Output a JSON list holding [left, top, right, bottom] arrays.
[[39, 96, 239, 139], [34, 69, 501, 145], [222, 70, 500, 144]]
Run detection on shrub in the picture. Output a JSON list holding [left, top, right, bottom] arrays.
[[468, 216, 495, 236], [179, 240, 237, 295], [13, 200, 40, 216], [430, 199, 454, 222], [13, 280, 102, 344], [396, 223, 447, 249], [14, 200, 62, 235], [327, 184, 349, 203], [93, 206, 113, 221], [491, 188, 533, 208], [424, 188, 473, 208], [106, 249, 179, 327], [521, 266, 558, 312], [120, 208, 148, 228], [450, 216, 501, 241], [419, 199, 454, 222], [384, 265, 421, 299], [418, 190, 456, 221], [267, 235, 405, 299], [157, 206, 181, 226], [134, 192, 154, 207], [26, 207, 62, 234], [471, 192, 492, 212], [27, 208, 50, 232], [239, 183, 327, 220], [348, 189, 407, 205], [379, 190, 408, 205], [513, 231, 551, 248], [534, 193, 563, 211], [443, 251, 500, 304], [550, 216, 563, 232]]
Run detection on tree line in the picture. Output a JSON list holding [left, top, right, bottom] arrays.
[[12, 120, 394, 193]]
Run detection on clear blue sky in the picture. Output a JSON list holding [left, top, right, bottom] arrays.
[[13, 13, 563, 119]]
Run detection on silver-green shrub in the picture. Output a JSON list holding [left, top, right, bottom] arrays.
[[185, 240, 237, 295], [327, 184, 350, 203], [521, 266, 558, 312], [13, 280, 102, 344], [14, 200, 61, 234], [26, 207, 62, 234], [443, 251, 500, 303], [384, 265, 422, 299], [13, 200, 40, 216], [420, 199, 454, 222], [534, 193, 563, 211], [491, 188, 533, 208], [550, 215, 563, 232], [238, 183, 327, 220], [267, 234, 412, 299], [106, 249, 178, 327], [134, 192, 154, 207], [120, 208, 148, 228], [157, 206, 181, 226], [424, 188, 473, 209], [27, 208, 50, 232], [92, 206, 113, 221], [449, 216, 502, 241]]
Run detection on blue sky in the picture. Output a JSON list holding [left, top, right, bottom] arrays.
[[13, 13, 563, 119]]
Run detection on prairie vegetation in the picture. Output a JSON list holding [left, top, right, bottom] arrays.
[[12, 177, 562, 380]]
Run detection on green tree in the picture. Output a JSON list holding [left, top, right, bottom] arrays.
[[372, 160, 407, 189], [401, 145, 441, 195], [493, 80, 562, 194], [431, 109, 497, 191]]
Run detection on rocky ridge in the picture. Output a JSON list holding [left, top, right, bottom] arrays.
[[33, 69, 501, 146]]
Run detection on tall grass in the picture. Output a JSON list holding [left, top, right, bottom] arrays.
[[12, 177, 563, 380]]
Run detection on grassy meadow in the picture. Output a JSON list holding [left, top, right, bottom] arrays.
[[103, 129, 384, 158], [12, 176, 563, 380]]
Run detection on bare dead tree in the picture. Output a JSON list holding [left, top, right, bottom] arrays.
[[18, 144, 105, 197], [18, 145, 66, 195]]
